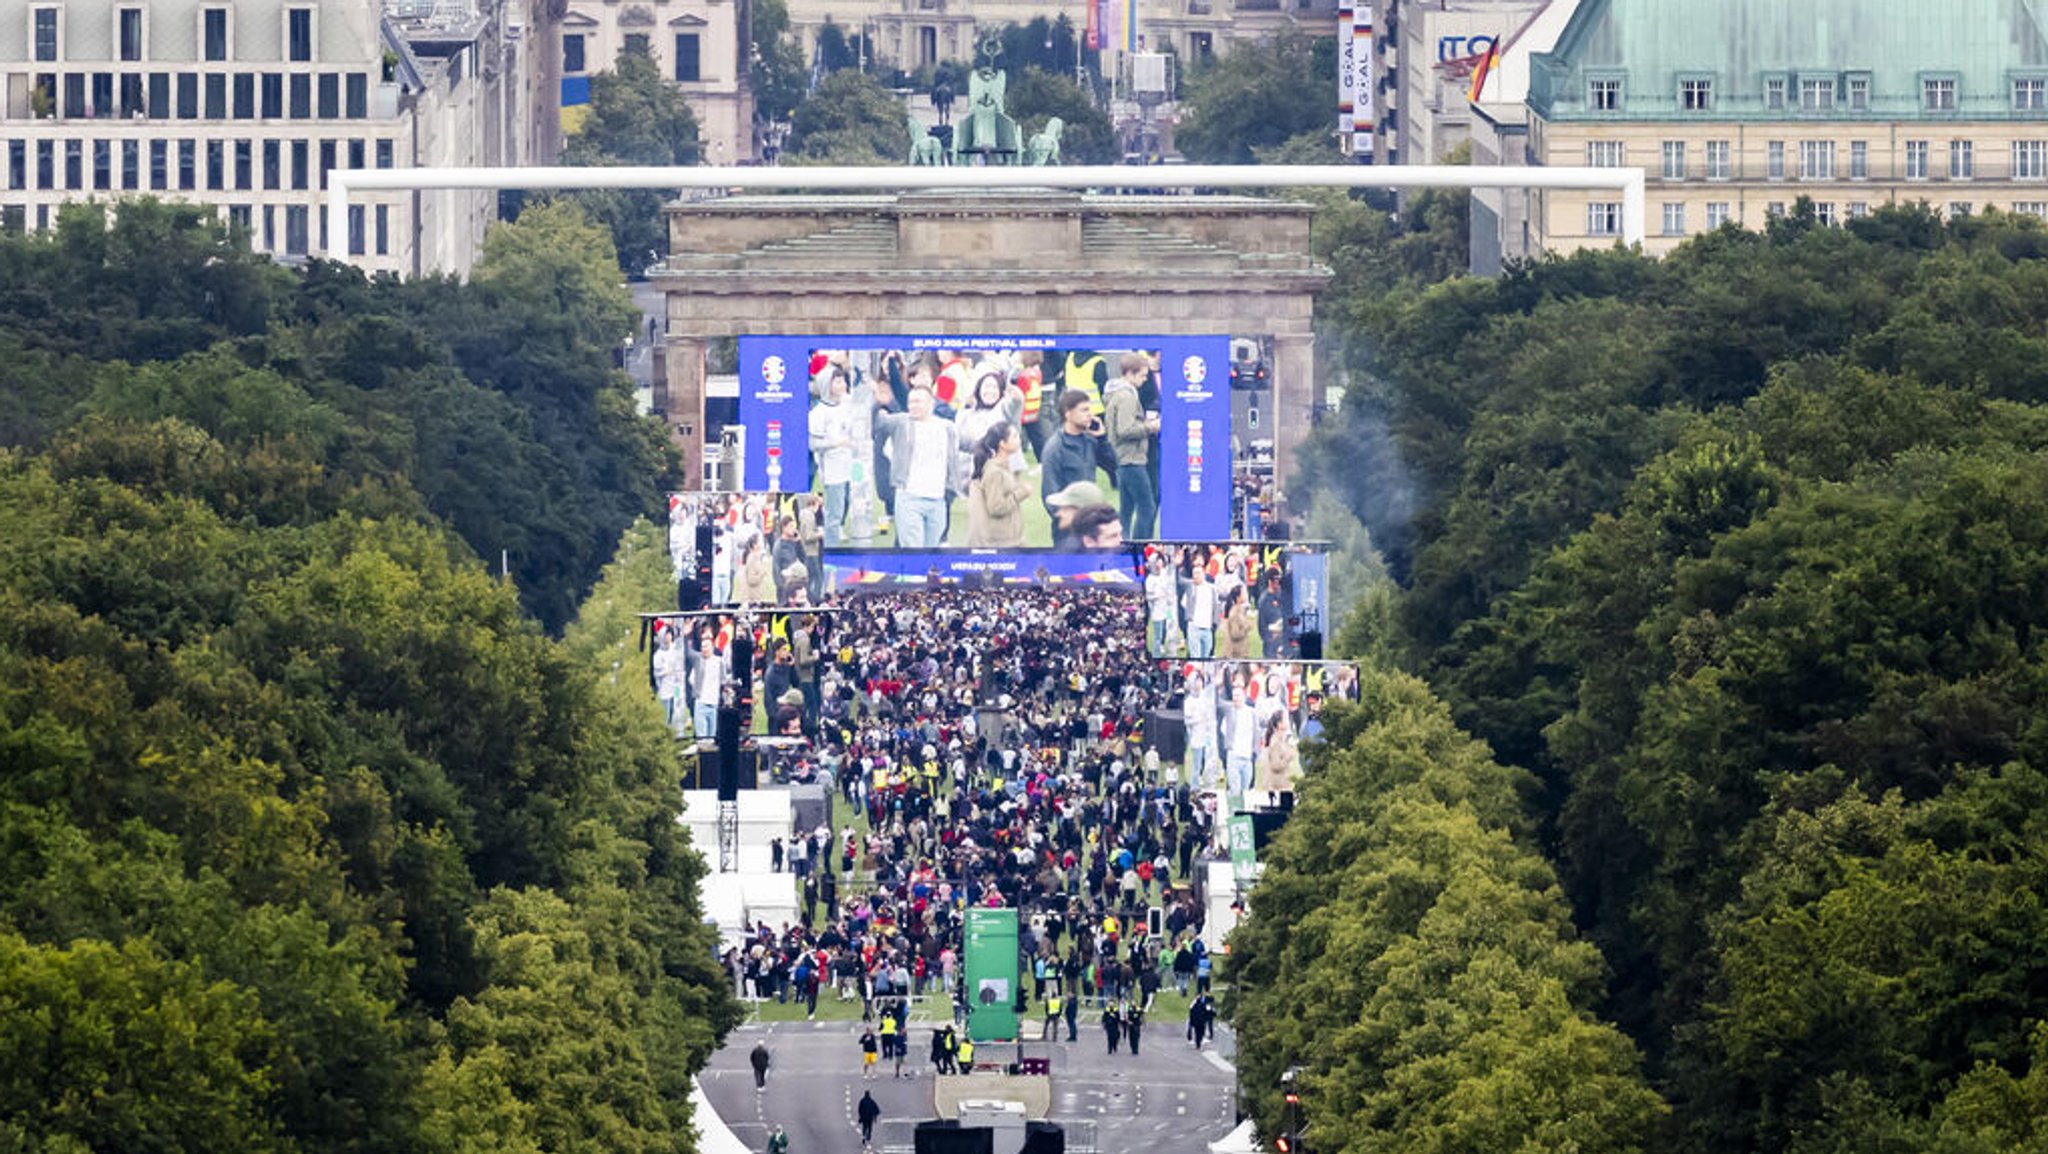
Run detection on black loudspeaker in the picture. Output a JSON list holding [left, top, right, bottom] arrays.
[[1298, 631, 1324, 661], [681, 520, 713, 611], [716, 705, 741, 802], [729, 632, 755, 714], [1148, 709, 1187, 763]]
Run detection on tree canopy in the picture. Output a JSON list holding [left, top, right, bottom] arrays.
[[1175, 34, 1337, 163], [560, 43, 701, 274], [786, 70, 912, 165]]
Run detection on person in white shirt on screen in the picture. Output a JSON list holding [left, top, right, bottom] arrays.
[[1182, 565, 1217, 659], [1145, 554, 1179, 655], [810, 367, 857, 547], [691, 632, 724, 740], [873, 384, 961, 548]]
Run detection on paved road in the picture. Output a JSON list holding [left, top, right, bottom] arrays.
[[703, 1008, 1237, 1153]]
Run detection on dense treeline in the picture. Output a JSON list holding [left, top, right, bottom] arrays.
[[0, 203, 737, 1153], [0, 198, 678, 632], [1268, 203, 2048, 1150]]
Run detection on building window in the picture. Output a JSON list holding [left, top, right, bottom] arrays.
[[1850, 140, 1868, 179], [348, 139, 364, 169], [119, 8, 144, 61], [1815, 202, 1838, 227], [289, 74, 310, 119], [2015, 140, 2048, 179], [1705, 139, 1731, 179], [1768, 140, 1785, 180], [623, 33, 650, 55], [375, 204, 389, 255], [93, 73, 115, 119], [318, 140, 334, 188], [262, 74, 282, 118], [120, 73, 144, 116], [206, 139, 223, 189], [675, 34, 701, 82], [6, 141, 21, 190], [1706, 201, 1731, 229], [1906, 140, 1929, 179], [147, 72, 169, 117], [317, 73, 339, 118], [149, 139, 165, 188], [33, 8, 59, 62], [177, 72, 198, 118], [263, 140, 279, 188], [1924, 77, 1957, 111], [1661, 202, 1686, 235], [1846, 74, 1870, 111], [287, 8, 314, 62], [227, 204, 251, 236], [235, 139, 251, 188], [203, 8, 229, 60], [348, 204, 365, 255], [64, 141, 81, 189], [63, 73, 85, 119], [1681, 78, 1712, 110], [1848, 202, 1869, 219], [1950, 139, 1974, 179], [1949, 202, 1973, 219], [205, 73, 226, 118], [2017, 78, 2047, 111], [36, 141, 54, 189], [93, 139, 110, 189], [1587, 140, 1625, 167], [285, 205, 309, 256], [346, 73, 367, 118], [375, 139, 393, 168], [1587, 202, 1623, 236], [177, 139, 195, 190], [121, 139, 137, 188], [1661, 140, 1686, 180], [1800, 77, 1834, 111], [291, 140, 307, 189], [1800, 140, 1836, 180], [1767, 201, 1787, 218], [261, 204, 275, 250], [1765, 76, 1786, 110], [2016, 201, 2048, 217], [563, 34, 586, 74], [233, 73, 254, 118], [1589, 78, 1622, 111]]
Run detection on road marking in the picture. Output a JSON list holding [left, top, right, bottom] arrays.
[[1199, 1049, 1235, 1074]]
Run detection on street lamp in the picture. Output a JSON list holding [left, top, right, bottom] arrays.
[[1279, 1067, 1303, 1154]]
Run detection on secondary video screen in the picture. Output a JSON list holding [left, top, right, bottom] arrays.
[[1177, 660, 1359, 795], [735, 335, 1235, 548], [646, 610, 832, 740], [1135, 541, 1327, 660], [668, 491, 826, 608]]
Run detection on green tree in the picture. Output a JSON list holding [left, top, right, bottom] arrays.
[[750, 0, 810, 125], [561, 43, 701, 272], [1002, 67, 1118, 164], [1175, 34, 1336, 163], [786, 70, 912, 165]]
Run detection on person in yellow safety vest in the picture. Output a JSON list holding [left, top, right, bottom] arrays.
[[1062, 351, 1106, 417], [879, 1014, 900, 1079], [956, 1036, 975, 1072], [1045, 992, 1064, 1039]]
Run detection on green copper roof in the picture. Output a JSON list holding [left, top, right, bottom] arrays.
[[1531, 0, 2048, 120]]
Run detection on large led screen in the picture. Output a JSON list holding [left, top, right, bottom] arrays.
[[1134, 541, 1329, 660], [667, 491, 826, 608], [1178, 660, 1359, 795], [736, 335, 1232, 547]]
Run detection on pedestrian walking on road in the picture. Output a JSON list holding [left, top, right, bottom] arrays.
[[767, 1122, 788, 1154], [860, 1027, 879, 1079], [1103, 1003, 1123, 1054], [858, 1090, 882, 1147], [1126, 1004, 1145, 1056], [1188, 993, 1214, 1050], [751, 1040, 772, 1090]]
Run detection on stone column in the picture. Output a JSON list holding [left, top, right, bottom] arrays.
[[663, 335, 708, 491], [1269, 330, 1317, 506]]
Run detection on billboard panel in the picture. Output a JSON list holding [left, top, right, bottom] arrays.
[[828, 549, 1138, 589], [1135, 541, 1328, 659], [735, 335, 1233, 547], [646, 609, 831, 739], [963, 907, 1021, 1043], [1353, 5, 1377, 157], [668, 491, 825, 608], [1177, 660, 1359, 796]]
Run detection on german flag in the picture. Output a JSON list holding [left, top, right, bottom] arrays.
[[1468, 37, 1500, 103]]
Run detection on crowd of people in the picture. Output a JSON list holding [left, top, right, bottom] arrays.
[[711, 587, 1250, 1082], [1139, 542, 1305, 660], [668, 491, 825, 608]]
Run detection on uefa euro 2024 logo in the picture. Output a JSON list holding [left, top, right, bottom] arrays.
[[1182, 355, 1208, 386], [761, 355, 787, 387]]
